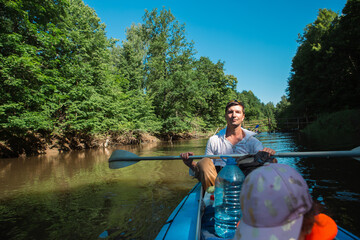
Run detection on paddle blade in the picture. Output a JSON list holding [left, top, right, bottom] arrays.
[[109, 150, 140, 169], [352, 146, 360, 161]]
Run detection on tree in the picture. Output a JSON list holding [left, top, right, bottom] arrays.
[[275, 95, 291, 118], [287, 1, 360, 118], [0, 1, 276, 157], [237, 90, 264, 120], [327, 0, 360, 110], [141, 8, 197, 133], [192, 57, 237, 128], [109, 23, 161, 133], [110, 24, 147, 91], [50, 0, 122, 133], [0, 0, 68, 135], [287, 9, 339, 117], [264, 102, 276, 131]]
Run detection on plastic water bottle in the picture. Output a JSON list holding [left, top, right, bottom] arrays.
[[214, 157, 245, 238]]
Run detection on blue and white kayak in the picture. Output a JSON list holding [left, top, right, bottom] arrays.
[[155, 183, 360, 240]]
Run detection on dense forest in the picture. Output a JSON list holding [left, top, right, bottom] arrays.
[[0, 0, 359, 157], [286, 1, 360, 117], [283, 0, 360, 148]]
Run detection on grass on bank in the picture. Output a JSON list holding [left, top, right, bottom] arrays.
[[301, 109, 360, 150]]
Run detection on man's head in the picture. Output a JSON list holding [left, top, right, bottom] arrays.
[[225, 100, 245, 114], [225, 100, 245, 127]]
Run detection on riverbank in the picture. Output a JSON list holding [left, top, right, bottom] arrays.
[[3, 108, 360, 159], [301, 109, 360, 150], [0, 130, 212, 158], [1, 132, 359, 239]]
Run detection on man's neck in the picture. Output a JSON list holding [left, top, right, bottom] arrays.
[[225, 125, 244, 145]]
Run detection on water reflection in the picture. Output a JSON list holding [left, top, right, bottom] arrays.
[[258, 132, 360, 236], [0, 133, 359, 239]]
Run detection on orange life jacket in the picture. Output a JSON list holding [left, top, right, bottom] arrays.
[[305, 213, 338, 240]]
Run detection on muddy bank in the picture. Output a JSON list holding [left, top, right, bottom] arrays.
[[0, 130, 207, 158]]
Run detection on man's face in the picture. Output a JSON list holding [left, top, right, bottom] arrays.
[[225, 105, 245, 127]]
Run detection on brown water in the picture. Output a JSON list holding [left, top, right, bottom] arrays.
[[0, 133, 359, 239]]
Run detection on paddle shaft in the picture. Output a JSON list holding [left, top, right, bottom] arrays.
[[109, 148, 360, 162], [108, 147, 360, 169]]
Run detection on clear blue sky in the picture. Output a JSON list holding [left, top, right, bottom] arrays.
[[83, 0, 346, 104]]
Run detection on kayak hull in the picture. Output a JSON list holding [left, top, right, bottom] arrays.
[[155, 183, 202, 240], [156, 182, 360, 240]]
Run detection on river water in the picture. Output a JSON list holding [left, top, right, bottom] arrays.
[[0, 132, 359, 239]]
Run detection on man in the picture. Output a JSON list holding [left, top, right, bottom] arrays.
[[180, 100, 275, 190]]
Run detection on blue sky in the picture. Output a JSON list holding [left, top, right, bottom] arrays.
[[83, 0, 347, 104]]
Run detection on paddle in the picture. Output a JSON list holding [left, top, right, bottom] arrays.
[[251, 124, 259, 131], [109, 146, 360, 169]]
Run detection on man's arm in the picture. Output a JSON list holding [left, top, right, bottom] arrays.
[[180, 152, 197, 171]]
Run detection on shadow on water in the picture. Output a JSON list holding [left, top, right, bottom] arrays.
[[0, 142, 199, 240], [0, 178, 195, 240], [0, 134, 359, 239]]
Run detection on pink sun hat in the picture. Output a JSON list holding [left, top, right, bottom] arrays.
[[234, 163, 313, 240]]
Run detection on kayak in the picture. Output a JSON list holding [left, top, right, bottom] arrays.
[[155, 182, 360, 240], [155, 183, 202, 240]]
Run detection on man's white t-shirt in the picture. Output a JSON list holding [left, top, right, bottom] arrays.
[[205, 127, 263, 167]]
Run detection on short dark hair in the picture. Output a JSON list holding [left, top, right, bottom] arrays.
[[225, 100, 245, 113], [301, 202, 319, 234]]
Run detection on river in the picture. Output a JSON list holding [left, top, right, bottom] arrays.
[[0, 132, 359, 239]]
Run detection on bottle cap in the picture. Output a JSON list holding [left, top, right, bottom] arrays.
[[220, 156, 237, 165]]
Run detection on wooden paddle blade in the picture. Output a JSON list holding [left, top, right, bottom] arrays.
[[109, 150, 140, 169]]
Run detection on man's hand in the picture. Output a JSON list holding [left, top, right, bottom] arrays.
[[261, 148, 277, 163], [180, 152, 197, 170], [262, 147, 276, 155]]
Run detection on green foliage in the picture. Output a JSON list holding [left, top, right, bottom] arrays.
[[275, 96, 291, 118], [141, 8, 198, 132], [263, 102, 277, 131], [110, 24, 147, 91], [0, 0, 67, 134], [235, 90, 277, 131], [286, 0, 360, 119], [301, 109, 360, 149], [0, 1, 273, 155], [192, 57, 238, 128], [288, 8, 339, 117], [237, 90, 264, 120]]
